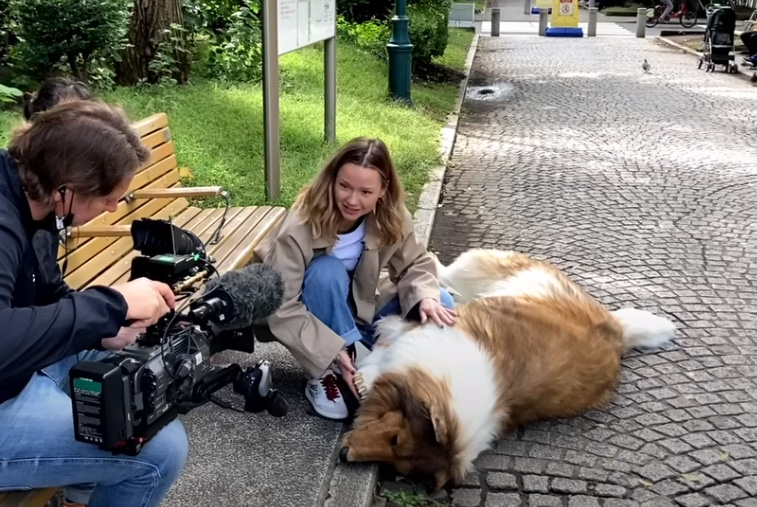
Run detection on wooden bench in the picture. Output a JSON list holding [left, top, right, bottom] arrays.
[[60, 112, 287, 290], [0, 489, 59, 507], [0, 112, 288, 507]]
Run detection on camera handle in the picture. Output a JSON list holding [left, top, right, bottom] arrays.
[[209, 360, 289, 418], [234, 360, 290, 418]]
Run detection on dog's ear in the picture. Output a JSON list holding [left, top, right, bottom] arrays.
[[393, 378, 448, 445], [428, 404, 449, 445]]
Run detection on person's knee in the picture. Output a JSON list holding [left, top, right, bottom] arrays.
[[440, 288, 456, 309], [146, 419, 189, 484], [303, 255, 350, 299]]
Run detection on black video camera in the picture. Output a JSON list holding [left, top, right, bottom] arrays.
[[69, 219, 287, 456], [129, 217, 209, 290]]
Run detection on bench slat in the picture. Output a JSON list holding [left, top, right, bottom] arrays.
[[143, 141, 175, 171], [131, 154, 177, 188], [140, 127, 172, 151], [131, 112, 168, 137], [208, 207, 272, 268], [216, 206, 287, 272]]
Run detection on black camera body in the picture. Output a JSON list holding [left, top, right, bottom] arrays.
[[128, 217, 209, 289], [69, 218, 287, 456]]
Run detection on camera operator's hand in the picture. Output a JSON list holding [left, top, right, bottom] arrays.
[[113, 278, 176, 327], [101, 326, 146, 350]]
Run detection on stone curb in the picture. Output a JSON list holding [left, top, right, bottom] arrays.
[[414, 32, 481, 249], [657, 35, 703, 57], [658, 35, 755, 80], [321, 31, 481, 507], [658, 35, 757, 83]]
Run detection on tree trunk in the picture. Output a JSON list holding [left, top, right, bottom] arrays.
[[116, 0, 189, 86]]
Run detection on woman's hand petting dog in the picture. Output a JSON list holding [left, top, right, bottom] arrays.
[[101, 326, 147, 350], [419, 298, 457, 327], [336, 350, 360, 399]]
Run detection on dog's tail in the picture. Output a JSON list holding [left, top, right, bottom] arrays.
[[610, 308, 676, 350], [429, 251, 457, 294], [429, 250, 447, 279]]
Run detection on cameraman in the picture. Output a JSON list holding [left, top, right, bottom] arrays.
[[0, 100, 188, 507]]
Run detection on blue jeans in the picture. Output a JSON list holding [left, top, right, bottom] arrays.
[[0, 350, 189, 507], [301, 254, 455, 350]]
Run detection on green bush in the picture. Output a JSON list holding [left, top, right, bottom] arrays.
[[205, 1, 263, 82], [336, 16, 391, 59], [408, 1, 451, 69], [11, 0, 131, 82], [336, 0, 452, 71], [182, 0, 263, 83]]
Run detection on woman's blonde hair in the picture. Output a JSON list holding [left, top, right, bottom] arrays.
[[294, 137, 405, 247]]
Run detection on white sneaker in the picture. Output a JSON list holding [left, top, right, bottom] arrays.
[[305, 372, 348, 420]]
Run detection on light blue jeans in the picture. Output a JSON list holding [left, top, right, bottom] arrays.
[[0, 350, 189, 507], [301, 254, 455, 349]]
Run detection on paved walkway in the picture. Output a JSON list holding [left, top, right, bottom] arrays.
[[428, 19, 757, 507]]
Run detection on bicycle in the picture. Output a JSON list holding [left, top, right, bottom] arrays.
[[646, 0, 698, 28]]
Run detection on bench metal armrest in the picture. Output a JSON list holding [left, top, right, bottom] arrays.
[[124, 186, 226, 203], [68, 225, 132, 239]]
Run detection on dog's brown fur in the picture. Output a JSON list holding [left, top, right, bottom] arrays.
[[341, 251, 673, 488], [457, 295, 625, 432]]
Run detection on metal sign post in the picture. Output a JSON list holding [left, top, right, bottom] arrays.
[[262, 0, 281, 201], [325, 35, 336, 143], [261, 0, 337, 201]]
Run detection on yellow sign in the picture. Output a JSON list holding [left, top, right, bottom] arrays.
[[551, 0, 579, 27]]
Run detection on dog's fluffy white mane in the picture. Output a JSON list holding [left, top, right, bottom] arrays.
[[357, 316, 501, 473]]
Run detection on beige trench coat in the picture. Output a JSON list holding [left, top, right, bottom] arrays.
[[251, 205, 440, 378]]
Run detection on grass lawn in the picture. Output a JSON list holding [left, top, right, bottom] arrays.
[[0, 28, 474, 212]]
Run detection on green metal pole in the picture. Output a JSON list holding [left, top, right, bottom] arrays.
[[387, 0, 413, 104]]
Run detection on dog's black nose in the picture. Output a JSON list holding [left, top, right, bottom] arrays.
[[339, 447, 350, 462]]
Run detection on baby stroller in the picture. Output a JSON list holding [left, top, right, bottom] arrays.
[[698, 6, 738, 73]]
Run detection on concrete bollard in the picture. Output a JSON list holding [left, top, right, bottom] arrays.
[[538, 9, 549, 35], [523, 0, 531, 15], [492, 8, 501, 36], [636, 7, 646, 38], [589, 0, 596, 7], [588, 7, 597, 36]]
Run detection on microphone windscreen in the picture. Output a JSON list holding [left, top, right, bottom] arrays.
[[204, 263, 285, 329]]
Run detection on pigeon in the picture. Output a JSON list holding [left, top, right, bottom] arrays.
[[642, 59, 651, 73]]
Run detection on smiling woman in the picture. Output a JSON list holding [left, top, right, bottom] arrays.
[[253, 137, 457, 421]]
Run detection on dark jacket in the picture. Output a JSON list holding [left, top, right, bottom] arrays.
[[0, 149, 129, 405]]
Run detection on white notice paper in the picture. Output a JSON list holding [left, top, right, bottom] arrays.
[[277, 0, 336, 56]]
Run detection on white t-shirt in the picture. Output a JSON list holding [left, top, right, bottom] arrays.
[[331, 219, 366, 271]]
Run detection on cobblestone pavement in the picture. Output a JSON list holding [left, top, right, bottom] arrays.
[[426, 33, 757, 507]]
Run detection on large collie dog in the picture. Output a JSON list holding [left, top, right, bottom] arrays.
[[339, 249, 676, 488]]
